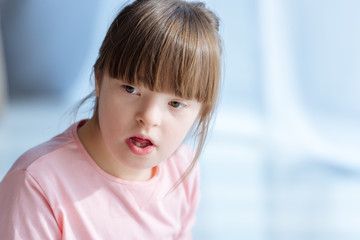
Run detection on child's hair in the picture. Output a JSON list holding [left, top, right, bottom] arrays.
[[85, 0, 222, 187]]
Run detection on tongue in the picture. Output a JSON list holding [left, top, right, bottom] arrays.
[[131, 137, 152, 145]]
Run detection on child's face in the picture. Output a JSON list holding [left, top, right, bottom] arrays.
[[94, 71, 201, 179]]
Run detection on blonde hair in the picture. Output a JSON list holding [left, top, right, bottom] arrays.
[[89, 0, 222, 187]]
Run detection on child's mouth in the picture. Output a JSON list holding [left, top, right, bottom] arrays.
[[126, 136, 155, 156], [130, 137, 153, 148]]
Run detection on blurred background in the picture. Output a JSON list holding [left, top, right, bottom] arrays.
[[1, 0, 360, 239]]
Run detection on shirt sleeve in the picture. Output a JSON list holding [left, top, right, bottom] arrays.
[[177, 163, 201, 240], [0, 169, 61, 240]]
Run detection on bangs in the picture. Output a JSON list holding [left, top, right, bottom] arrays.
[[98, 0, 221, 104]]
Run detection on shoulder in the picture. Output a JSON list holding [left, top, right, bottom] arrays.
[[161, 145, 201, 226], [161, 144, 200, 196], [169, 144, 196, 166], [0, 121, 90, 209], [5, 122, 80, 178], [164, 144, 197, 177]]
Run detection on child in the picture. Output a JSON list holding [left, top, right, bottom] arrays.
[[0, 0, 222, 239]]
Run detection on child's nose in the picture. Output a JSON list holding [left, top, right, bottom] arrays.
[[135, 100, 162, 128]]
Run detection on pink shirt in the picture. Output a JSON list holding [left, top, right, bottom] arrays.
[[0, 121, 200, 239]]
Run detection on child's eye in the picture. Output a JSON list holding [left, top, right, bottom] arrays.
[[123, 85, 139, 95], [169, 101, 185, 109]]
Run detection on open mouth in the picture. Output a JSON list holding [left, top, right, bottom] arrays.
[[126, 136, 155, 156], [129, 137, 153, 148]]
